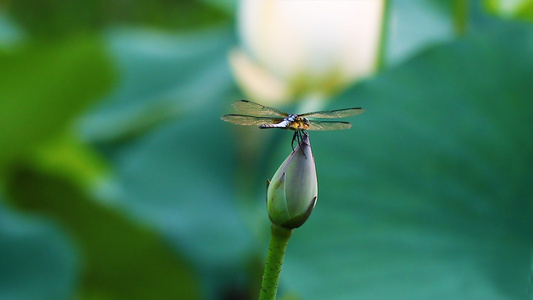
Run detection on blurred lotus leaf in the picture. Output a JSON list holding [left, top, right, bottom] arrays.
[[0, 202, 77, 300]]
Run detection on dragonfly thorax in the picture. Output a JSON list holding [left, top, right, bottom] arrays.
[[287, 114, 310, 131]]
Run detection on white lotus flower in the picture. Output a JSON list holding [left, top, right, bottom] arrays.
[[231, 0, 384, 104]]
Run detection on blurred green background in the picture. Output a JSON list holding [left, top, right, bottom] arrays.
[[1, 0, 532, 299]]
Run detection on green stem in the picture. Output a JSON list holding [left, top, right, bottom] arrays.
[[453, 0, 469, 36], [259, 225, 294, 300], [376, 0, 391, 71]]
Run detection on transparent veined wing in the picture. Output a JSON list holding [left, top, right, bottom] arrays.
[[221, 114, 285, 126], [232, 100, 288, 117], [307, 120, 352, 131], [300, 108, 365, 119]]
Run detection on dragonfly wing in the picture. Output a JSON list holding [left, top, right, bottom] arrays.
[[232, 100, 288, 117], [307, 120, 352, 131], [300, 107, 365, 119], [221, 114, 285, 126]]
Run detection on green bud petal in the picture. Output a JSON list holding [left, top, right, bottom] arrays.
[[267, 173, 291, 224], [266, 135, 318, 229]]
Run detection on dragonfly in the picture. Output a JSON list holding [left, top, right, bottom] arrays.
[[221, 100, 365, 147]]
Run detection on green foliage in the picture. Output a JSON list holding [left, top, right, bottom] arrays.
[[0, 202, 77, 300], [0, 37, 114, 171], [385, 0, 456, 66], [515, 1, 533, 20], [7, 0, 231, 38], [80, 27, 236, 143], [5, 167, 200, 300], [484, 0, 533, 20]]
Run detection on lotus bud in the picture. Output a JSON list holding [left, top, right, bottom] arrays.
[[267, 134, 318, 229]]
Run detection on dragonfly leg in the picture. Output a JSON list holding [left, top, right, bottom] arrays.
[[291, 131, 308, 158], [291, 131, 304, 150], [291, 132, 298, 151]]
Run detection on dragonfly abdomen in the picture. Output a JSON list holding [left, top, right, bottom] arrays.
[[260, 120, 291, 129]]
